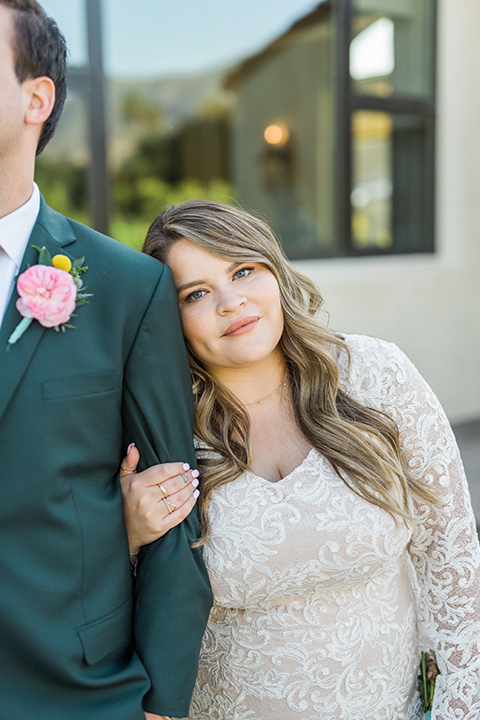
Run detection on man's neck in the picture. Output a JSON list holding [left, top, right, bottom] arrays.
[[0, 158, 35, 219]]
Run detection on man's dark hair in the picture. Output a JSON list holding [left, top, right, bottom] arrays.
[[1, 0, 67, 155]]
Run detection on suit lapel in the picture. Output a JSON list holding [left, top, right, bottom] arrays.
[[0, 198, 77, 423]]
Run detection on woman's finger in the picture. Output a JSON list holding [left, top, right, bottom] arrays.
[[128, 485, 199, 547], [135, 461, 196, 489], [166, 485, 200, 524], [125, 467, 198, 507], [160, 477, 200, 513], [153, 467, 199, 499], [128, 475, 200, 545], [156, 483, 200, 532], [119, 443, 140, 478]]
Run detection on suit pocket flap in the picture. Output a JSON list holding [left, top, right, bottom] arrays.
[[42, 370, 121, 401], [77, 598, 133, 665]]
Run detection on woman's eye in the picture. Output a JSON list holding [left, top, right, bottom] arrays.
[[185, 289, 206, 302], [234, 266, 254, 280]]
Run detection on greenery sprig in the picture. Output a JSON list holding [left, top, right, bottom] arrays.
[[419, 650, 439, 718]]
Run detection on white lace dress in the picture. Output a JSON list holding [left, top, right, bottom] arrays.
[[189, 335, 480, 720]]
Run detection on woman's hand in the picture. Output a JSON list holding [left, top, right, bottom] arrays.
[[119, 443, 200, 554]]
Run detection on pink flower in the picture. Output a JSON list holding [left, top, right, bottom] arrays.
[[16, 264, 77, 328]]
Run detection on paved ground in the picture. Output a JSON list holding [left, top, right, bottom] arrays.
[[452, 419, 480, 522]]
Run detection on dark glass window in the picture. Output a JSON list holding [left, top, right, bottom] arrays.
[[351, 111, 434, 253], [344, 0, 436, 255], [350, 1, 434, 98]]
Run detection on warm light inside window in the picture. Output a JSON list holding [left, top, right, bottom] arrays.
[[264, 123, 290, 146]]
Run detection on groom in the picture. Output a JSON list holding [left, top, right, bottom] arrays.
[[0, 2, 211, 719]]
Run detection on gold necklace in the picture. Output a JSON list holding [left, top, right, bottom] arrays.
[[242, 380, 287, 409]]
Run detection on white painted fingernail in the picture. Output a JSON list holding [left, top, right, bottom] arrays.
[[183, 463, 190, 471], [193, 489, 200, 499], [192, 469, 200, 478], [192, 478, 199, 488], [127, 443, 135, 453]]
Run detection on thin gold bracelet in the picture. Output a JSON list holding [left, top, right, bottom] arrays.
[[129, 551, 139, 571]]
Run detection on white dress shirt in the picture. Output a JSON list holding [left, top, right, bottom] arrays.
[[0, 183, 40, 327]]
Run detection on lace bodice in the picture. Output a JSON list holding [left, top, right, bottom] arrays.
[[189, 335, 480, 720]]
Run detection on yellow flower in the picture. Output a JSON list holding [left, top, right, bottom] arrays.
[[52, 254, 72, 272]]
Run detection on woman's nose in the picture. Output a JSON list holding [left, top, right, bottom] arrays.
[[217, 287, 247, 314]]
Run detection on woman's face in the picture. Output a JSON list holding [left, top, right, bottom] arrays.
[[166, 238, 284, 378]]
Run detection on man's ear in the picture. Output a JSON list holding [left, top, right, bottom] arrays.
[[24, 76, 56, 126]]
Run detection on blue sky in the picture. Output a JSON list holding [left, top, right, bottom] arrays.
[[41, 0, 320, 77]]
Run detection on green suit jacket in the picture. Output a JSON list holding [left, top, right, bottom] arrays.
[[0, 199, 212, 720]]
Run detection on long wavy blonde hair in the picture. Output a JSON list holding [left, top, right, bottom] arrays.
[[144, 200, 437, 545]]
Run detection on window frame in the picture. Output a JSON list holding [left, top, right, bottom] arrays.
[[66, 0, 109, 234], [334, 0, 437, 257]]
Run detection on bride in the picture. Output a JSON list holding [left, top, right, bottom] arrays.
[[121, 200, 480, 720]]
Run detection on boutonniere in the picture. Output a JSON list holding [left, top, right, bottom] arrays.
[[419, 650, 439, 719], [7, 245, 91, 346]]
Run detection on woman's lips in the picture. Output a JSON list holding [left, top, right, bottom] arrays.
[[223, 316, 260, 337]]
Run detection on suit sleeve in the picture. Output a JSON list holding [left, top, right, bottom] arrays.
[[122, 262, 213, 717]]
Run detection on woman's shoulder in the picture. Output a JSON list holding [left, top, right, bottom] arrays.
[[337, 333, 412, 402], [339, 333, 407, 366], [341, 332, 399, 355]]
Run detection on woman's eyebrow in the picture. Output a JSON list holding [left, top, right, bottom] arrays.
[[176, 279, 206, 293], [176, 262, 243, 293]]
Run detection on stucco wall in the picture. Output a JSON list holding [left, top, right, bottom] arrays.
[[293, 0, 480, 424]]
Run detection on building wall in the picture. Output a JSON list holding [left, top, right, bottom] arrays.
[[294, 0, 480, 424]]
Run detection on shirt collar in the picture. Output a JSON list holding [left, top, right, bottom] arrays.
[[0, 183, 41, 267]]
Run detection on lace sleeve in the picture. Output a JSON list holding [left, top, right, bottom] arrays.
[[370, 340, 480, 720]]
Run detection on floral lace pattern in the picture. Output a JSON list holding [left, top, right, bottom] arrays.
[[189, 335, 480, 719]]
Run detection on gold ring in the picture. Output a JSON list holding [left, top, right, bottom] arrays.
[[158, 483, 168, 498], [120, 463, 135, 476], [163, 497, 177, 514]]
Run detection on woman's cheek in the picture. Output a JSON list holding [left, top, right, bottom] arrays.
[[180, 311, 194, 345], [181, 307, 206, 351]]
